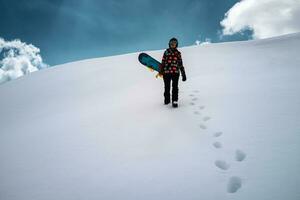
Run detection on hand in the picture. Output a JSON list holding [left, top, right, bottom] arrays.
[[156, 73, 163, 78], [180, 66, 186, 82]]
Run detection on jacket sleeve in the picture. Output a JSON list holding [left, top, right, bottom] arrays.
[[178, 52, 183, 68], [160, 51, 167, 74], [178, 52, 186, 78]]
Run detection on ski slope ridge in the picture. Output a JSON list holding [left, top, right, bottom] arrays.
[[0, 33, 300, 200]]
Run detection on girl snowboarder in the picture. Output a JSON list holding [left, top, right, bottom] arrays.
[[159, 38, 187, 108]]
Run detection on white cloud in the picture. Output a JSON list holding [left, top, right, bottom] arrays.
[[195, 40, 201, 45], [0, 37, 48, 84], [195, 38, 212, 46], [220, 0, 300, 39]]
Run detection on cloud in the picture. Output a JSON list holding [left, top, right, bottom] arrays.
[[0, 37, 48, 84], [195, 38, 212, 46], [220, 0, 300, 39]]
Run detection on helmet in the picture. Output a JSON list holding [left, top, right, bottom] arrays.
[[169, 37, 178, 48]]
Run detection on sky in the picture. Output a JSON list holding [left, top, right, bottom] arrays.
[[0, 0, 245, 65], [0, 0, 299, 66]]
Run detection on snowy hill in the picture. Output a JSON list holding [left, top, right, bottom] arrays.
[[0, 33, 300, 200]]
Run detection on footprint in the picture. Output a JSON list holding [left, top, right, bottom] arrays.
[[191, 97, 198, 101], [190, 102, 195, 106], [215, 160, 230, 170], [189, 94, 195, 97], [227, 176, 242, 193], [193, 90, 199, 93], [203, 116, 211, 121], [214, 132, 223, 137], [199, 106, 205, 110], [193, 111, 201, 115], [213, 142, 222, 149], [199, 124, 207, 130], [235, 149, 246, 162]]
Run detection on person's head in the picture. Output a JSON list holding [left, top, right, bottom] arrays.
[[169, 37, 178, 49]]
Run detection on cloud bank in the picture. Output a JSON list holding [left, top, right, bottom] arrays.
[[220, 0, 300, 39], [0, 38, 48, 84]]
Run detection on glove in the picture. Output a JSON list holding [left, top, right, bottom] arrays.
[[180, 67, 187, 81], [155, 73, 163, 78]]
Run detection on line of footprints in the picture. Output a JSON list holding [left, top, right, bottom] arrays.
[[189, 90, 247, 194]]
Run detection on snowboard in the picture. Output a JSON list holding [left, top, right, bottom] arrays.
[[138, 53, 161, 73]]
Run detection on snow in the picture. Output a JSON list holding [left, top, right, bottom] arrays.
[[0, 32, 300, 200]]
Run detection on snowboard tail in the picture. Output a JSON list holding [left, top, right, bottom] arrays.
[[138, 53, 161, 73]]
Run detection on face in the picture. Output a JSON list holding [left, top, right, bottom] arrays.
[[170, 41, 177, 48]]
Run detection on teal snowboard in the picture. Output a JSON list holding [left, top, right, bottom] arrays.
[[138, 53, 161, 73]]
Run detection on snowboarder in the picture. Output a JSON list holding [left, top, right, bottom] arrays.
[[159, 38, 187, 108]]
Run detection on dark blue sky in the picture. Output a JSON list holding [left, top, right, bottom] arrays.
[[0, 0, 250, 65]]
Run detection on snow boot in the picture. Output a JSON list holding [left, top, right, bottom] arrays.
[[172, 101, 178, 108], [164, 99, 170, 105]]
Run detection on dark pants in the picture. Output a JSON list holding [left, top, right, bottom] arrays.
[[163, 73, 180, 102]]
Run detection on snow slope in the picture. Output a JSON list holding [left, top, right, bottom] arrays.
[[0, 33, 300, 200]]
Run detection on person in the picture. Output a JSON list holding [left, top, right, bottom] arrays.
[[159, 37, 187, 108]]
